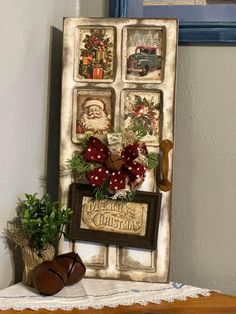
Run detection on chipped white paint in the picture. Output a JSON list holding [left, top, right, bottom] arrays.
[[59, 17, 177, 282]]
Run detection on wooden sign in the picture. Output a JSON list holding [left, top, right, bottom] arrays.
[[67, 184, 161, 250], [59, 18, 177, 283]]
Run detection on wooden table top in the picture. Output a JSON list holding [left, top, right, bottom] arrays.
[[1, 292, 236, 314]]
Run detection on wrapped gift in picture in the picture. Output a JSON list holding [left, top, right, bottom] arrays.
[[96, 48, 107, 63], [93, 66, 103, 79], [82, 56, 92, 65], [79, 64, 93, 79]]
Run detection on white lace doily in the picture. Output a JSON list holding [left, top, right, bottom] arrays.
[[0, 279, 211, 311]]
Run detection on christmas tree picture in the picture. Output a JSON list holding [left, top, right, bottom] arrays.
[[79, 28, 114, 80]]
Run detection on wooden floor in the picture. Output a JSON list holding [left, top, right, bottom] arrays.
[[1, 293, 236, 314]]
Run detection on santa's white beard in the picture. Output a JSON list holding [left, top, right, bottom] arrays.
[[80, 113, 110, 133]]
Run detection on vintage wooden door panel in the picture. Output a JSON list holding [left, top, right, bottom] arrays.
[[59, 18, 177, 282]]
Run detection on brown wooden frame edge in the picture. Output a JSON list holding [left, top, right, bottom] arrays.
[[66, 183, 162, 250]]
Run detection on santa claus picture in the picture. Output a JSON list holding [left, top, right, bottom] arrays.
[[76, 97, 111, 138]]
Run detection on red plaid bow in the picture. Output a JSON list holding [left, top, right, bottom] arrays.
[[84, 137, 147, 191]]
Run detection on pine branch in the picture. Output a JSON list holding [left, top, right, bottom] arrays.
[[66, 155, 94, 175], [147, 153, 160, 169], [131, 125, 147, 139], [93, 182, 110, 200], [115, 191, 134, 202]]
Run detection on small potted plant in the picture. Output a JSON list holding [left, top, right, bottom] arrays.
[[5, 193, 72, 286]]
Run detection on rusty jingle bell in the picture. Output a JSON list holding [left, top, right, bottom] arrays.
[[54, 252, 86, 285], [104, 153, 123, 171], [32, 252, 86, 295], [33, 260, 67, 295]]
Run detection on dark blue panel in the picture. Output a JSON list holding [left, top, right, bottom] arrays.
[[180, 23, 236, 45], [109, 0, 119, 17], [109, 0, 236, 44], [143, 5, 236, 22], [125, 0, 144, 17], [109, 0, 128, 18]]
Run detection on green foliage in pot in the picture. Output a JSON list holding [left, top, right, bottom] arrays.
[[19, 193, 72, 252]]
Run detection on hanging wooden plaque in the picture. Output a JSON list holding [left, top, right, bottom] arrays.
[[59, 18, 178, 282]]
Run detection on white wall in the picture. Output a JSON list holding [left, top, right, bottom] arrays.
[[0, 0, 236, 296], [171, 46, 236, 296], [0, 0, 79, 290], [79, 0, 109, 16], [0, 0, 108, 291]]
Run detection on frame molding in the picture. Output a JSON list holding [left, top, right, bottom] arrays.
[[67, 184, 162, 250], [109, 0, 236, 44]]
